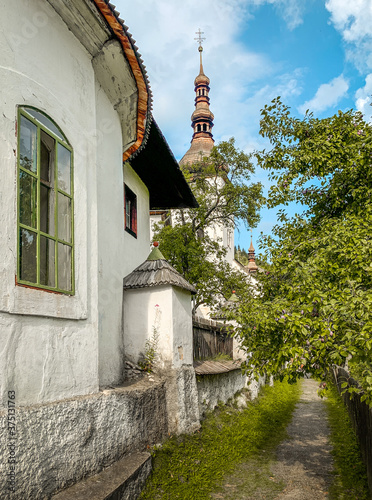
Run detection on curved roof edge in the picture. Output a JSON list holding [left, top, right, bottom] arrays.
[[92, 0, 152, 161], [123, 258, 197, 295]]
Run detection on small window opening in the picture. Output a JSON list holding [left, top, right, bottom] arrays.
[[124, 185, 137, 237], [196, 228, 204, 240], [161, 211, 171, 227]]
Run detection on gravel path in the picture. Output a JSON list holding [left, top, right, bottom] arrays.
[[270, 378, 334, 499], [211, 379, 334, 499]]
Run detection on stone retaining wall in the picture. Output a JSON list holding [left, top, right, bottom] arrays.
[[196, 368, 267, 417], [1, 364, 263, 498], [196, 369, 245, 416], [1, 378, 168, 499]]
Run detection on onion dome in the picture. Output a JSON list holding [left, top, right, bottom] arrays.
[[179, 37, 215, 167]]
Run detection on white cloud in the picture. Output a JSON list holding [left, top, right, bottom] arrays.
[[325, 0, 372, 70], [115, 0, 303, 159], [113, 0, 306, 160], [355, 74, 372, 122], [325, 0, 372, 42], [112, 0, 307, 241], [298, 75, 349, 114], [272, 0, 304, 30], [251, 0, 304, 30]]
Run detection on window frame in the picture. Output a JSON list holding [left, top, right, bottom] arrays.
[[17, 106, 75, 295], [124, 184, 137, 238]]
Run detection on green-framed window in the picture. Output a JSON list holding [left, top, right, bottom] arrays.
[[17, 106, 74, 294]]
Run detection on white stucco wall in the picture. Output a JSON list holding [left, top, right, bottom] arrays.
[[123, 163, 151, 262], [123, 285, 193, 369], [0, 0, 149, 405], [172, 288, 194, 366], [95, 87, 151, 387], [205, 175, 235, 265], [149, 213, 162, 242], [0, 0, 100, 407]]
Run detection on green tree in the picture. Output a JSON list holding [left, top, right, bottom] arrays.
[[154, 138, 263, 313], [233, 98, 372, 404]]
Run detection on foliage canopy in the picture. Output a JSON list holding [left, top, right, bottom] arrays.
[[233, 98, 372, 404], [154, 138, 263, 312]]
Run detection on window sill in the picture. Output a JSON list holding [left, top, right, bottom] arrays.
[[3, 281, 87, 320], [125, 226, 137, 239]]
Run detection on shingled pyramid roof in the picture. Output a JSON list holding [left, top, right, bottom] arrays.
[[123, 246, 196, 294]]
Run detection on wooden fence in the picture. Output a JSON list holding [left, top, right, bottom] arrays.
[[193, 317, 233, 361], [333, 367, 372, 494]]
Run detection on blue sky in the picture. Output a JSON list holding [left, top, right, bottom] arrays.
[[116, 0, 372, 252]]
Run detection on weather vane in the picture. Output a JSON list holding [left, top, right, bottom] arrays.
[[194, 28, 206, 48]]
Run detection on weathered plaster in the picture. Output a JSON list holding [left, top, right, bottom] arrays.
[[0, 0, 101, 408], [92, 39, 137, 151], [172, 290, 194, 366], [196, 370, 247, 416], [0, 0, 150, 405], [123, 286, 193, 369], [0, 316, 97, 406], [165, 366, 200, 434], [0, 379, 168, 500]]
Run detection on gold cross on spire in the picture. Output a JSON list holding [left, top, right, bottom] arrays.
[[194, 28, 206, 48]]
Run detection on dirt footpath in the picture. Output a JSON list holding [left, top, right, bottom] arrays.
[[271, 378, 333, 499], [212, 379, 334, 499]]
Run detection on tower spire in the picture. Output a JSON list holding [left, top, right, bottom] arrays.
[[247, 235, 258, 274], [179, 30, 215, 167], [194, 28, 206, 75]]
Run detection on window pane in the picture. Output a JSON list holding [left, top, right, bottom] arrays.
[[19, 116, 37, 173], [40, 130, 55, 183], [125, 199, 131, 228], [40, 236, 55, 287], [19, 171, 37, 228], [20, 229, 37, 283], [124, 185, 137, 236], [58, 193, 71, 243], [18, 108, 74, 293], [23, 107, 64, 141], [58, 144, 71, 194], [58, 243, 72, 291], [40, 185, 55, 236]]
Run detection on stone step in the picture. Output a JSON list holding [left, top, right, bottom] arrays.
[[52, 452, 151, 500]]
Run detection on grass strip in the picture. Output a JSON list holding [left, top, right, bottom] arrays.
[[324, 381, 370, 499], [140, 380, 301, 500]]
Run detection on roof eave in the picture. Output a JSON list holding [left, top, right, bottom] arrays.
[[91, 0, 152, 161], [129, 118, 198, 209]]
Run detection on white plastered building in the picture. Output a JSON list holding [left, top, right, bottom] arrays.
[[0, 1, 198, 497]]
